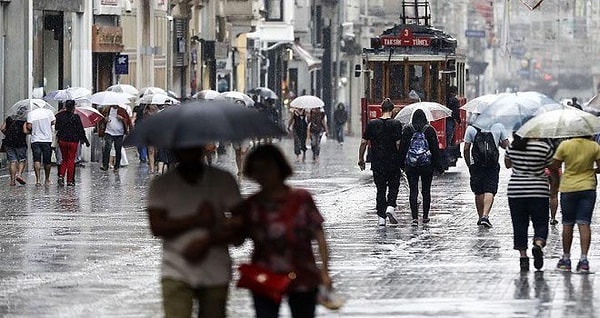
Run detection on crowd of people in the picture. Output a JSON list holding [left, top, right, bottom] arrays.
[[358, 97, 600, 274]]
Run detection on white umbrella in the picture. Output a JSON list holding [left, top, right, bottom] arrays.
[[106, 84, 139, 97], [89, 91, 132, 106], [290, 95, 324, 109], [218, 91, 255, 106], [167, 90, 180, 99], [395, 102, 452, 124], [192, 90, 220, 100], [45, 87, 92, 102], [27, 108, 55, 122], [139, 87, 167, 97], [516, 108, 600, 139], [136, 94, 181, 105]]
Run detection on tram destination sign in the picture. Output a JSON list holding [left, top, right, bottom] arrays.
[[381, 36, 431, 47], [380, 28, 431, 47]]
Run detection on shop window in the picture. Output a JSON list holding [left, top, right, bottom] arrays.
[[265, 0, 283, 21]]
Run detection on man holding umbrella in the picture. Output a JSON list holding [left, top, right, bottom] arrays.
[[98, 105, 132, 171], [25, 105, 56, 186]]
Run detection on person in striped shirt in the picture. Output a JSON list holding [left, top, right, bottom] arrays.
[[504, 134, 555, 272]]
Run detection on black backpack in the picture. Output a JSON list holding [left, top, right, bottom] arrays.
[[472, 127, 499, 167]]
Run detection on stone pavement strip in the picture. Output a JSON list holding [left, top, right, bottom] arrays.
[[0, 137, 599, 317]]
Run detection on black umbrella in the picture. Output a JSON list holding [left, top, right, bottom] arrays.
[[248, 87, 279, 100], [124, 100, 286, 149]]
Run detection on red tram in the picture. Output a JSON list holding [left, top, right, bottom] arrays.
[[355, 1, 468, 169]]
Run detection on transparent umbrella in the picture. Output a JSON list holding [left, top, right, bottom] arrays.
[[473, 93, 563, 132], [218, 91, 255, 106], [460, 93, 508, 114], [516, 108, 600, 138], [139, 87, 167, 97], [192, 90, 220, 100], [45, 87, 92, 102], [395, 102, 452, 124], [136, 94, 181, 105], [106, 84, 139, 97], [9, 99, 55, 120]]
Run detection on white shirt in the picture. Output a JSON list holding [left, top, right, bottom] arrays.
[[27, 109, 55, 143], [148, 166, 242, 287], [105, 107, 125, 136]]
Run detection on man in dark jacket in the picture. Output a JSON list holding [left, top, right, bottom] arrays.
[[358, 98, 402, 226], [333, 103, 348, 144]]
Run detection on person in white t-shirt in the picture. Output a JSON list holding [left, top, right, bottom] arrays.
[[25, 108, 56, 186], [147, 146, 242, 318], [99, 105, 132, 171]]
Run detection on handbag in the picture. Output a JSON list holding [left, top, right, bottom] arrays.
[[236, 263, 296, 303]]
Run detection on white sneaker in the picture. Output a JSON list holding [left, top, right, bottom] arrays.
[[386, 206, 398, 224], [378, 217, 386, 226]]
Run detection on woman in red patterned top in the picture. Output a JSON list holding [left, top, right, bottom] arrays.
[[234, 144, 332, 318]]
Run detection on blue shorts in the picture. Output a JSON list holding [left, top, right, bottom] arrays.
[[560, 190, 596, 225], [31, 142, 52, 164], [6, 147, 27, 162]]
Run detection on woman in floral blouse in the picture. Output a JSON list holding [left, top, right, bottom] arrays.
[[233, 144, 332, 318]]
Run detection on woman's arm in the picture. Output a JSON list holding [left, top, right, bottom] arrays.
[[315, 228, 332, 288]]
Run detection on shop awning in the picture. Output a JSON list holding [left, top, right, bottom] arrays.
[[291, 43, 322, 72]]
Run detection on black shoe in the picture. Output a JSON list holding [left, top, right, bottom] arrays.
[[100, 166, 108, 171], [532, 245, 544, 270], [58, 177, 65, 187], [67, 182, 75, 186], [520, 257, 530, 272], [476, 217, 482, 226], [550, 219, 559, 225], [480, 216, 492, 228]]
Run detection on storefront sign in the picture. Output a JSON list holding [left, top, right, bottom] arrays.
[[92, 25, 124, 53], [34, 0, 84, 12]]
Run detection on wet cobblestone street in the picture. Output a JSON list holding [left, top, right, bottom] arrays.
[[1, 137, 599, 317]]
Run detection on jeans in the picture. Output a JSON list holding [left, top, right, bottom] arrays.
[[508, 197, 549, 250], [560, 190, 596, 225], [446, 119, 456, 147], [310, 132, 322, 159], [137, 146, 148, 162], [372, 168, 401, 219], [405, 165, 434, 220], [58, 141, 79, 183], [253, 289, 318, 318], [335, 122, 345, 143], [102, 134, 124, 169]]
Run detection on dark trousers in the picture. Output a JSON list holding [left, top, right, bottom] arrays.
[[310, 132, 322, 159], [253, 289, 318, 318], [373, 168, 401, 218], [293, 130, 307, 156], [508, 197, 549, 250], [446, 119, 456, 147], [102, 134, 124, 169], [405, 165, 434, 219]]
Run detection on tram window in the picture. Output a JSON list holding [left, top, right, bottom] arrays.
[[389, 64, 404, 100], [370, 63, 384, 102], [409, 65, 426, 101]]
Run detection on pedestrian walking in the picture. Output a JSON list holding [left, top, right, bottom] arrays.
[[231, 145, 332, 318], [550, 135, 600, 273], [1, 114, 27, 186], [287, 108, 308, 162], [98, 105, 132, 172], [143, 104, 159, 173], [358, 98, 402, 226], [132, 103, 148, 163], [333, 103, 348, 145], [54, 100, 90, 186], [504, 134, 555, 271], [398, 109, 442, 225], [25, 107, 56, 186], [307, 108, 328, 162], [463, 122, 509, 228], [147, 146, 242, 318]]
